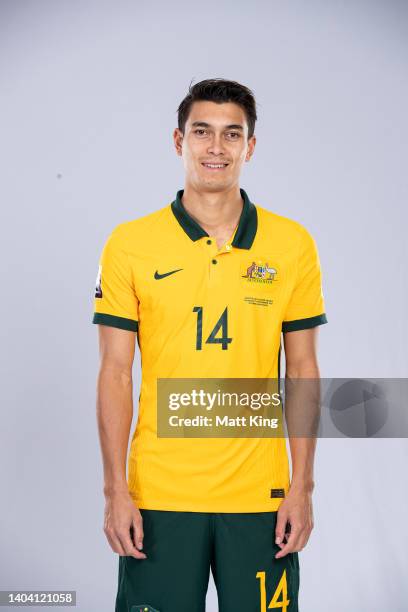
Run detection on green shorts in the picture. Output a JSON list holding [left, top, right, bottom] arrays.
[[115, 509, 299, 611]]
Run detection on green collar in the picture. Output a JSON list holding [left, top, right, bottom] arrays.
[[171, 188, 258, 249]]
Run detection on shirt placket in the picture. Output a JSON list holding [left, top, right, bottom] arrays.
[[203, 237, 234, 287]]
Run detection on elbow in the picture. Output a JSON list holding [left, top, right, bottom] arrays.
[[285, 359, 320, 379]]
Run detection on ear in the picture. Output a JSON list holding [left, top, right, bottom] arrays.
[[173, 128, 184, 156], [245, 134, 256, 161]]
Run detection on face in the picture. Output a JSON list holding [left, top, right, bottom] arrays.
[[173, 100, 256, 193]]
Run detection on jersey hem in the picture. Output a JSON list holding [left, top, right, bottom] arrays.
[[129, 496, 285, 513]]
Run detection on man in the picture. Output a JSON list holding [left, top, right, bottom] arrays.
[[93, 78, 327, 612]]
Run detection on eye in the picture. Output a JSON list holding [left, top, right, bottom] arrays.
[[226, 132, 240, 140], [194, 129, 207, 136]]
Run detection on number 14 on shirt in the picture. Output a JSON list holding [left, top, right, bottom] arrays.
[[193, 305, 233, 351]]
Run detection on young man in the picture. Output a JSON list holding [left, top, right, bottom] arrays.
[[93, 79, 327, 612]]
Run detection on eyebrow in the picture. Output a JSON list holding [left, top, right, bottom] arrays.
[[191, 121, 244, 131]]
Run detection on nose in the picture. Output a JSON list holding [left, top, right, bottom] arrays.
[[207, 133, 225, 156]]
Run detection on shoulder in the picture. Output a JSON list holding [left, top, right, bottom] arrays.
[[106, 204, 170, 252], [255, 204, 315, 248]]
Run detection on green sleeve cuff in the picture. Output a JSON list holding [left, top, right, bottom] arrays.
[[92, 313, 138, 332], [282, 313, 328, 333]]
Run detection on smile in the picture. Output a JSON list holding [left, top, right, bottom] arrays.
[[201, 163, 229, 170]]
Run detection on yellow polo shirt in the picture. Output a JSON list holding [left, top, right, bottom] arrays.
[[92, 188, 327, 512]]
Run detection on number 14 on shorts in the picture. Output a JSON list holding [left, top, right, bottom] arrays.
[[256, 569, 290, 611]]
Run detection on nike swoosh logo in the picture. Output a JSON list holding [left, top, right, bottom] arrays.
[[154, 268, 183, 280]]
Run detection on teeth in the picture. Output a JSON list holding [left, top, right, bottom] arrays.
[[203, 163, 227, 168]]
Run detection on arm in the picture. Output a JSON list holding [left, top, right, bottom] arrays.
[[96, 324, 146, 559], [275, 326, 320, 559]]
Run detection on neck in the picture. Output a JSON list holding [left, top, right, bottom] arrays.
[[181, 183, 243, 235]]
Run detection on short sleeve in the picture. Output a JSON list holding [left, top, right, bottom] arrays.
[[92, 228, 139, 332], [282, 226, 328, 333]]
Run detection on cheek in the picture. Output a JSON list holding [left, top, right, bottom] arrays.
[[184, 143, 203, 164], [230, 150, 246, 168], [228, 143, 246, 160], [182, 148, 196, 168]]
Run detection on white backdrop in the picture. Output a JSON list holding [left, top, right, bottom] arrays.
[[0, 1, 407, 610]]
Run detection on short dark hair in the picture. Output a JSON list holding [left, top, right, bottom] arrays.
[[177, 78, 257, 139]]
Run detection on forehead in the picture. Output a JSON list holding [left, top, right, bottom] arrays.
[[186, 100, 248, 130]]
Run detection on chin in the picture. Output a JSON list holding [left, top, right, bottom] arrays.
[[199, 173, 231, 186], [201, 179, 231, 192]]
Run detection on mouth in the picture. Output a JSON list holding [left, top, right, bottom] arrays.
[[201, 162, 229, 170]]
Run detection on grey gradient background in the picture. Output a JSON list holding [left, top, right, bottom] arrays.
[[1, 1, 407, 610]]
